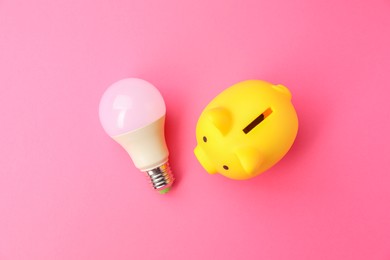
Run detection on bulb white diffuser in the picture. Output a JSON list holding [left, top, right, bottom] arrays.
[[99, 78, 174, 194]]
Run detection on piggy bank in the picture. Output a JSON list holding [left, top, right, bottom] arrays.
[[194, 80, 298, 180]]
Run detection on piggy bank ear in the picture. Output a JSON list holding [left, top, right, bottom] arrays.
[[235, 147, 263, 176], [273, 84, 292, 100], [204, 107, 232, 135]]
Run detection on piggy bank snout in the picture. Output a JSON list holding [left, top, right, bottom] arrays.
[[194, 146, 217, 174]]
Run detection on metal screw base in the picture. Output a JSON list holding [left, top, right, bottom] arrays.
[[145, 162, 174, 192]]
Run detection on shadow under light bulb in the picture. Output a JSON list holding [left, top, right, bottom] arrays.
[[99, 78, 174, 194]]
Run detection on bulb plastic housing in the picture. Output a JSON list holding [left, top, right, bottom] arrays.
[[99, 78, 174, 193]]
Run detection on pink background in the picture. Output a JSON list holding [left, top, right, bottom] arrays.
[[1, 0, 389, 259]]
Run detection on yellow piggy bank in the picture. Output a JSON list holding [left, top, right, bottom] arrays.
[[194, 80, 298, 180]]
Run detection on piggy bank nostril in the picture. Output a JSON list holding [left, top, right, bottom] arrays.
[[203, 136, 207, 142], [223, 165, 229, 170]]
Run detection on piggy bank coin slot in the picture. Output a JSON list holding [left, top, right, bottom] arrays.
[[243, 108, 273, 134]]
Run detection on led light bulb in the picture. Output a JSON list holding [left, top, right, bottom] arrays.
[[99, 78, 174, 194]]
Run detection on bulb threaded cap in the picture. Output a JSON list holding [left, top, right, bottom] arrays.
[[145, 162, 174, 193]]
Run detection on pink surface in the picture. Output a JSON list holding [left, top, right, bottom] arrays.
[[0, 0, 389, 259]]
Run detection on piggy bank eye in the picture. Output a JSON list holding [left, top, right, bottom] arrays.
[[203, 136, 207, 143], [223, 165, 229, 170]]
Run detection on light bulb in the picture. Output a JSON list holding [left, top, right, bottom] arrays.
[[99, 78, 174, 194]]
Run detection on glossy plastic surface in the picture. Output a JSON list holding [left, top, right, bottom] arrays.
[[99, 78, 166, 137], [194, 80, 298, 180]]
